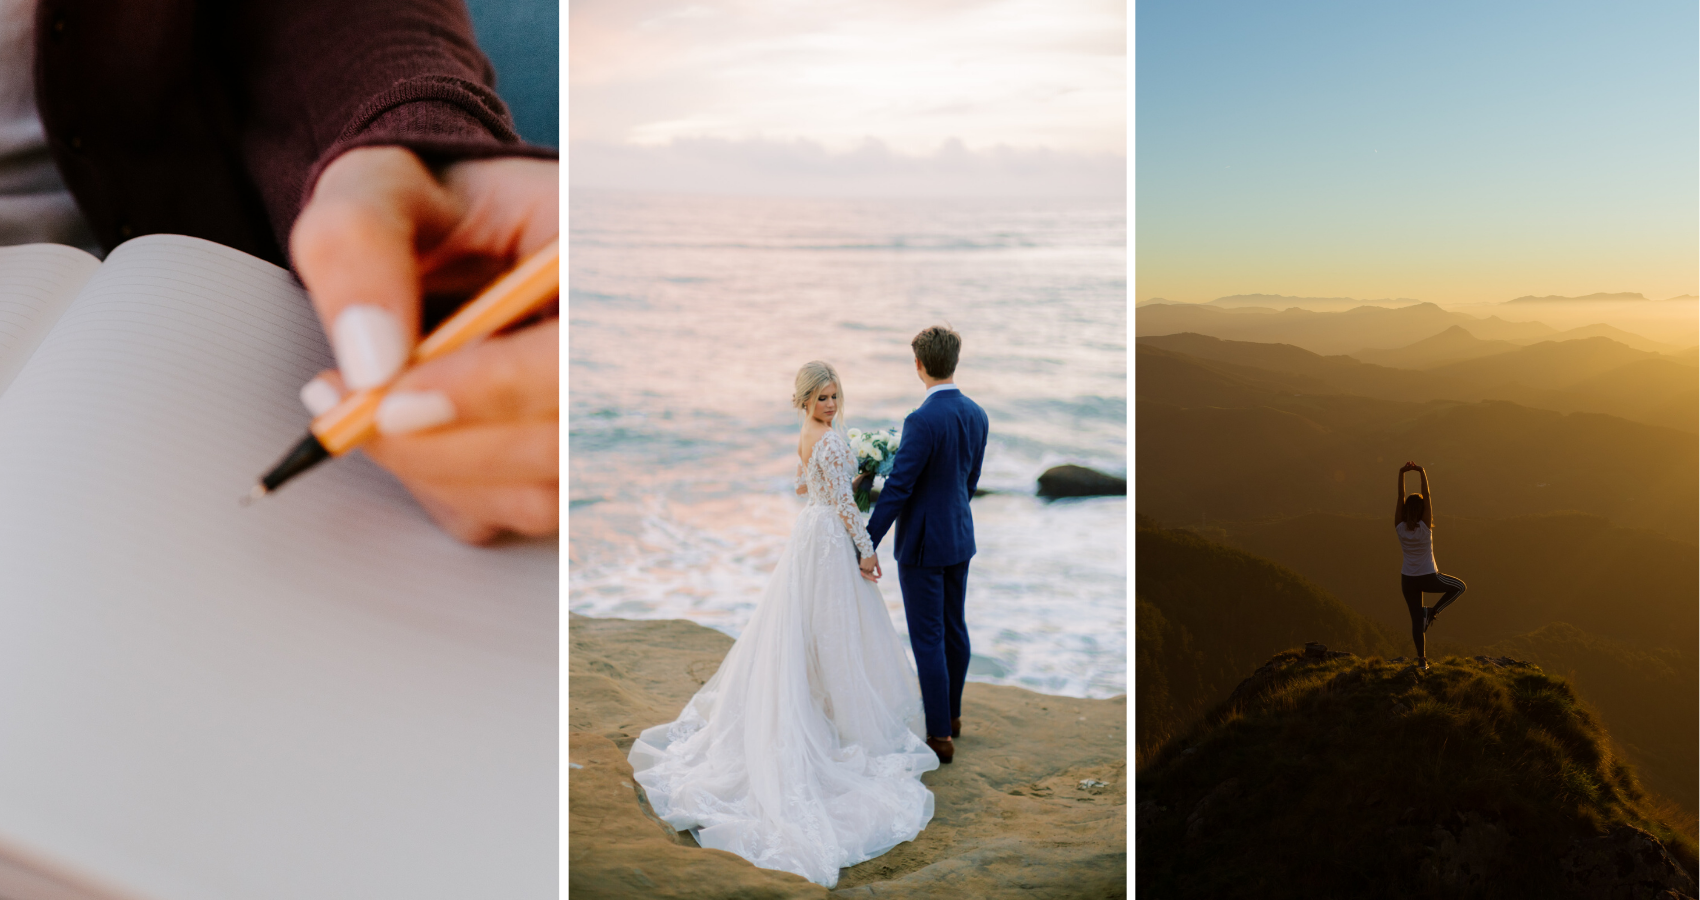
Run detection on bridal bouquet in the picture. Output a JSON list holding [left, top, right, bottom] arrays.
[[847, 427, 900, 513]]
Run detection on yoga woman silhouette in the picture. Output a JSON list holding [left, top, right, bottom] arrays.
[[1395, 462, 1466, 669]]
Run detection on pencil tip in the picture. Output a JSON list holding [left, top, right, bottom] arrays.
[[239, 484, 267, 507]]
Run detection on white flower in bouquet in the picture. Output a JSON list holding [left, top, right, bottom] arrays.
[[849, 426, 901, 512]]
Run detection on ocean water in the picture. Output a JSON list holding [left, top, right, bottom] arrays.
[[568, 190, 1127, 699]]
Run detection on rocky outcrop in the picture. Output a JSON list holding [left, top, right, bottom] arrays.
[[1422, 812, 1511, 893], [1183, 778, 1240, 841], [1036, 465, 1126, 499], [1225, 643, 1355, 704], [1559, 826, 1698, 900], [568, 614, 1127, 899]]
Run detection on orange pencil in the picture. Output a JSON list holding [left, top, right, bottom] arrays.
[[244, 239, 560, 503]]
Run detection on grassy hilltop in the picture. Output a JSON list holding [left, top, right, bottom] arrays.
[[1137, 648, 1697, 899], [1135, 519, 1400, 762], [1136, 519, 1698, 891], [1222, 511, 1699, 810]]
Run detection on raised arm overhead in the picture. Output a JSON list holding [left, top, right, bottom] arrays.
[[1396, 461, 1415, 526], [1417, 465, 1433, 527]]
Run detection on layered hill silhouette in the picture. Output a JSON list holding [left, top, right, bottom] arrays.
[[1137, 647, 1697, 899], [1538, 323, 1687, 354], [1138, 331, 1697, 431], [1508, 291, 1651, 303], [1134, 519, 1400, 762], [1353, 323, 1685, 369], [1351, 322, 1685, 366], [1204, 293, 1419, 311], [1136, 344, 1698, 542], [1429, 335, 1668, 388], [1136, 301, 1558, 354], [1224, 513, 1696, 647], [1138, 298, 1697, 356], [1352, 324, 1521, 369]]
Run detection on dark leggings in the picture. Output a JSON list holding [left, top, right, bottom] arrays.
[[1401, 571, 1466, 658]]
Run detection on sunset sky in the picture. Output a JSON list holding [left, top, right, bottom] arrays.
[[1137, 0, 1698, 306], [569, 0, 1126, 198]]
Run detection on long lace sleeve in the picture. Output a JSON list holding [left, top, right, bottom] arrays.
[[812, 432, 875, 558]]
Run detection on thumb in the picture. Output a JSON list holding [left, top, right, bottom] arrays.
[[291, 147, 461, 389]]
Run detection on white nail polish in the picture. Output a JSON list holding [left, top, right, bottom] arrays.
[[333, 305, 408, 390], [299, 377, 342, 417], [376, 390, 456, 435]]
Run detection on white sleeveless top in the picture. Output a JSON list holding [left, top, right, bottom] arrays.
[[1395, 520, 1437, 576]]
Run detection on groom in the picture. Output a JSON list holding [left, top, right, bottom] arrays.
[[861, 325, 989, 764]]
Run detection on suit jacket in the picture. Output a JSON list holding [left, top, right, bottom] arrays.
[[866, 387, 989, 568], [33, 0, 555, 269]]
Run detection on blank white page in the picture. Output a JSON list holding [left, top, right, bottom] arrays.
[[0, 244, 100, 395], [0, 235, 556, 900]]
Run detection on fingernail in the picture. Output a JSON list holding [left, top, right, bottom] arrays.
[[299, 376, 342, 417], [333, 305, 408, 390], [376, 390, 456, 435]]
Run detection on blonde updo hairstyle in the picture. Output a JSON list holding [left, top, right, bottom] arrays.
[[793, 360, 844, 431]]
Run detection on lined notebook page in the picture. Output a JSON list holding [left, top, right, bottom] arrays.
[[0, 244, 100, 396], [0, 235, 556, 900]]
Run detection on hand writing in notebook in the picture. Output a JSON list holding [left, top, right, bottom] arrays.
[[289, 147, 558, 544]]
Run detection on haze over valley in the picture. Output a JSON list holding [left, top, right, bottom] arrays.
[[1135, 297, 1699, 825]]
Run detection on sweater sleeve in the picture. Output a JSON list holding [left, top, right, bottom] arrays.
[[230, 0, 556, 253]]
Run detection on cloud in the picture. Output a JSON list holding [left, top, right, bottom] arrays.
[[568, 135, 1125, 200], [569, 0, 1125, 156]]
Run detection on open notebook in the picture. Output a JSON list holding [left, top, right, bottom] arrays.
[[0, 236, 557, 900]]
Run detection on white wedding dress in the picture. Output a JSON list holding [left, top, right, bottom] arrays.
[[628, 428, 938, 888]]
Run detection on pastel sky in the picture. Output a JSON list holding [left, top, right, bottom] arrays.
[[1137, 0, 1698, 306], [569, 0, 1126, 198]]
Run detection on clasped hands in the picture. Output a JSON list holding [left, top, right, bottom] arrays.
[[291, 146, 558, 544], [858, 554, 881, 583], [1400, 461, 1425, 473]]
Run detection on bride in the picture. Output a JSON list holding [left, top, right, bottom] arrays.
[[628, 360, 939, 888]]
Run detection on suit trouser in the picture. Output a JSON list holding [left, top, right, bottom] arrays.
[[897, 558, 971, 739]]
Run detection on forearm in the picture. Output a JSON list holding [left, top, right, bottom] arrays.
[[834, 489, 874, 557], [231, 0, 553, 250]]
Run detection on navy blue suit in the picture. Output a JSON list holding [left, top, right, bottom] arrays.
[[866, 386, 989, 738]]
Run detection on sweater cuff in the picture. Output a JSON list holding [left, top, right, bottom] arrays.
[[302, 75, 557, 211]]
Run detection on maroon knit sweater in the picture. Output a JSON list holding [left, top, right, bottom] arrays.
[[33, 0, 555, 267]]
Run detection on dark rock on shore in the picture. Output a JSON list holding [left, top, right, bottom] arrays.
[[1036, 465, 1126, 499], [568, 614, 1127, 899]]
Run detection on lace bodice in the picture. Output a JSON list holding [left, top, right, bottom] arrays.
[[797, 430, 874, 558]]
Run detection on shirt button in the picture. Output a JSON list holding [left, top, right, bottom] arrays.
[[68, 135, 82, 151], [117, 224, 134, 239]]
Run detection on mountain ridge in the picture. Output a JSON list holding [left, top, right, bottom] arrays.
[[1508, 292, 1648, 303]]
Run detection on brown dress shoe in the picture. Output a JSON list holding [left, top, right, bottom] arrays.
[[926, 736, 954, 764], [951, 717, 961, 738]]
